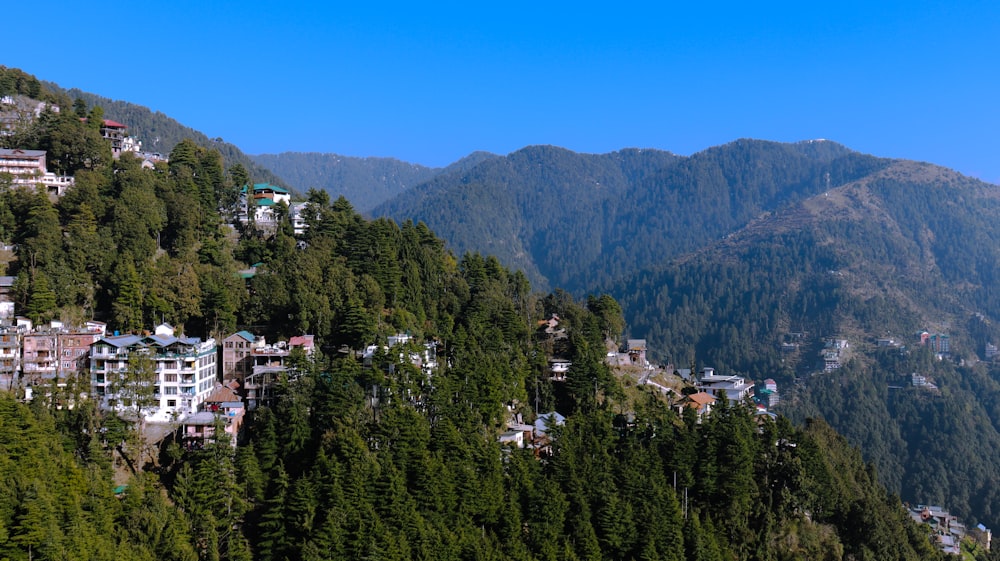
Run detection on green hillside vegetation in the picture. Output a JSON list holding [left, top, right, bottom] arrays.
[[252, 150, 498, 213], [374, 140, 889, 292], [610, 161, 1000, 528]]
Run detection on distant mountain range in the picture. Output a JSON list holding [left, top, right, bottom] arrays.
[[372, 140, 885, 291], [251, 150, 498, 213]]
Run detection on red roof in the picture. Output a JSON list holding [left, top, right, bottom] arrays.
[[205, 385, 240, 403], [102, 119, 126, 128], [289, 335, 315, 348]]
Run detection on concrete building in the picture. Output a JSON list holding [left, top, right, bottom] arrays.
[[0, 148, 74, 195], [221, 330, 259, 382], [21, 321, 106, 386], [696, 369, 755, 404], [90, 325, 217, 422], [0, 323, 24, 390]]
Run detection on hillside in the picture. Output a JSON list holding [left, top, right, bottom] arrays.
[[48, 85, 290, 190], [251, 150, 498, 213], [614, 160, 1000, 370], [608, 159, 1000, 527], [374, 140, 888, 292]]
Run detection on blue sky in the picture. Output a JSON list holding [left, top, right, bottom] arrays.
[[6, 1, 1000, 181]]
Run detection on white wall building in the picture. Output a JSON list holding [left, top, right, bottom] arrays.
[[696, 371, 755, 404], [90, 325, 217, 422]]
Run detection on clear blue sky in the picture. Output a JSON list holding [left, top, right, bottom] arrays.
[[6, 1, 1000, 181]]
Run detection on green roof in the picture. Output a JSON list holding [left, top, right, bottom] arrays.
[[257, 198, 275, 206], [253, 183, 289, 194]]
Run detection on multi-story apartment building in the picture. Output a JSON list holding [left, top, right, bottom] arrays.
[[90, 324, 217, 422], [220, 330, 259, 381], [244, 335, 314, 409], [21, 321, 106, 385], [99, 119, 127, 157], [0, 148, 75, 195]]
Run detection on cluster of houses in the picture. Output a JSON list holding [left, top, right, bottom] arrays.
[[821, 338, 849, 371], [0, 313, 319, 447], [671, 367, 777, 419], [908, 504, 991, 555], [0, 98, 166, 198]]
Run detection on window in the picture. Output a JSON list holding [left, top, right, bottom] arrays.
[[167, 400, 176, 407], [164, 373, 177, 382], [165, 387, 178, 395]]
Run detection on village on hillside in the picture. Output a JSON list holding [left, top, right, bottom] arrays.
[[0, 96, 994, 558]]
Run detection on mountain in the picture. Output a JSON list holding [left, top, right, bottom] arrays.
[[373, 139, 888, 292], [605, 158, 1000, 529], [252, 150, 499, 212], [376, 139, 1000, 528], [613, 159, 1000, 372]]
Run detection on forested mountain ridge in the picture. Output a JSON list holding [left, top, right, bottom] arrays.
[[614, 159, 1000, 372], [610, 158, 1000, 529], [373, 139, 889, 292], [251, 150, 499, 213]]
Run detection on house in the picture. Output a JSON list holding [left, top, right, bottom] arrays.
[[98, 119, 127, 157], [696, 370, 754, 404], [0, 148, 45, 179], [290, 201, 310, 236], [676, 391, 716, 418], [497, 430, 524, 449], [549, 359, 571, 381], [244, 336, 314, 409], [221, 330, 260, 381], [533, 411, 566, 437], [757, 378, 779, 408], [0, 148, 75, 196], [928, 333, 950, 354], [181, 384, 245, 448], [288, 334, 316, 356], [0, 323, 24, 390], [90, 326, 218, 422], [238, 183, 292, 227], [626, 339, 647, 366]]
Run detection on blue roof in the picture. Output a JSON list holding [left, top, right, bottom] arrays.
[[534, 411, 566, 436], [233, 330, 255, 343]]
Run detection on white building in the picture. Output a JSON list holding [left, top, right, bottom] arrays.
[[238, 183, 292, 226], [0, 148, 75, 195], [90, 325, 217, 422], [696, 370, 755, 404]]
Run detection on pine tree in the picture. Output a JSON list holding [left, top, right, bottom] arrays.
[[26, 270, 56, 324]]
